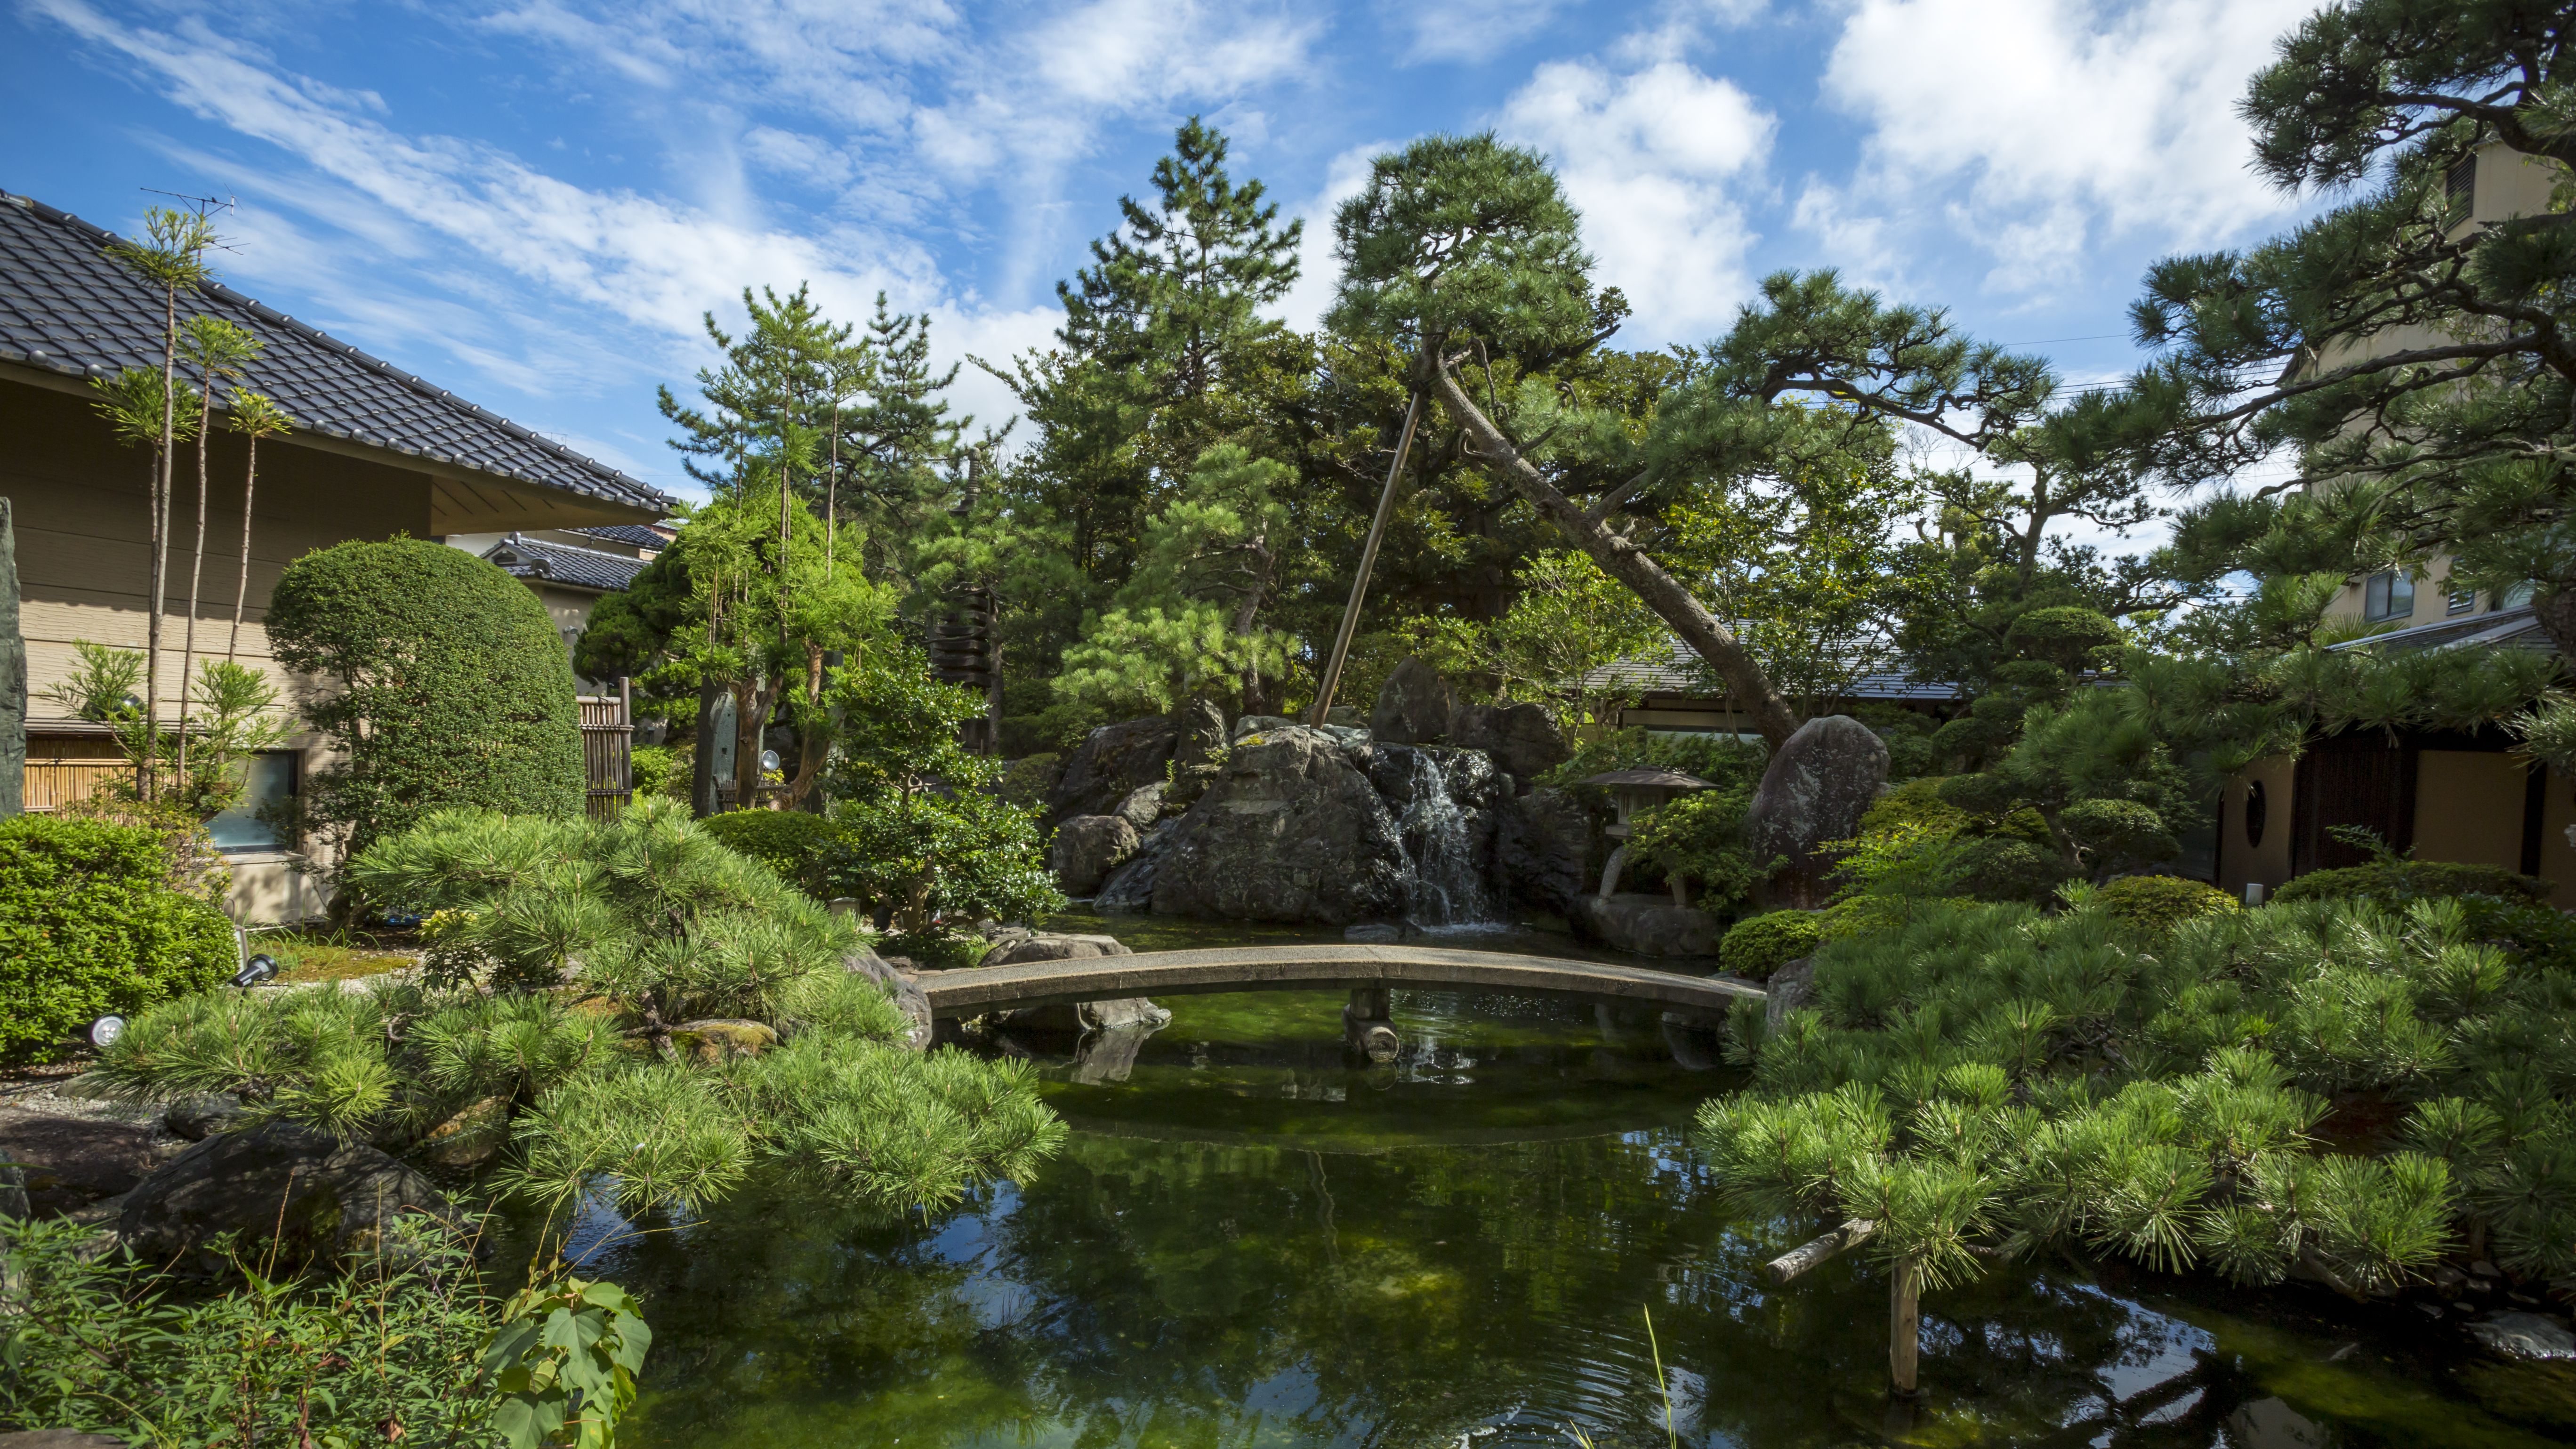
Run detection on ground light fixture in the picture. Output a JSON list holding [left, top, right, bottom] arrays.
[[760, 749, 781, 773], [232, 953, 279, 989], [88, 1015, 124, 1049]]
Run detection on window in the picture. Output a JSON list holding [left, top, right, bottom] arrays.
[[2363, 570, 2416, 622], [2447, 155, 2478, 222], [207, 751, 296, 852], [2448, 588, 2476, 616], [2501, 580, 2537, 610]]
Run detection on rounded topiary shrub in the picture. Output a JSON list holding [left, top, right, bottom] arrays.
[[1721, 909, 1822, 980], [700, 809, 841, 896], [266, 539, 584, 861], [2271, 861, 2554, 909], [2096, 875, 2238, 938], [0, 816, 236, 1059]]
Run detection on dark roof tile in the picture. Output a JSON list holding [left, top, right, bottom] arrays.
[[481, 534, 650, 593], [0, 193, 673, 515]]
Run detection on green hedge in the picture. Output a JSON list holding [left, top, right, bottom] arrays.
[[0, 817, 236, 1059], [1721, 910, 1821, 980], [699, 809, 840, 896], [2271, 860, 2554, 909], [266, 539, 584, 861], [2096, 875, 2238, 937]]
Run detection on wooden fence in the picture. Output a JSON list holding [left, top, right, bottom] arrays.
[[580, 683, 635, 819]]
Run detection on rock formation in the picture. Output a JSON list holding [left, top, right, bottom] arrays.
[[120, 1120, 457, 1270], [1370, 656, 1454, 744], [1745, 715, 1891, 909], [1498, 787, 1591, 915], [1047, 714, 1181, 823], [1449, 700, 1570, 783], [1153, 724, 1414, 924], [1050, 814, 1141, 894]]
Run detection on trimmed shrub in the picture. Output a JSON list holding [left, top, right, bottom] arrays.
[[2096, 875, 2238, 938], [2272, 861, 2554, 909], [629, 744, 689, 803], [700, 809, 840, 896], [266, 539, 584, 864], [1721, 909, 1822, 980], [0, 816, 235, 1059]]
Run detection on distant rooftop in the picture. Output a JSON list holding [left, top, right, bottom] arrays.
[[2328, 603, 2553, 656], [571, 523, 676, 551], [0, 192, 674, 516], [1578, 637, 1963, 703], [483, 533, 651, 593]]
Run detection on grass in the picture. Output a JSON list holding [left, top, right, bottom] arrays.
[[258, 927, 418, 985]]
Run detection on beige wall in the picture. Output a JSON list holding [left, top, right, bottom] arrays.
[[2219, 755, 2295, 899], [2411, 751, 2529, 869], [7, 375, 435, 722], [2541, 766, 2576, 903]]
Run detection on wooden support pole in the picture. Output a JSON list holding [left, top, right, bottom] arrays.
[[1764, 1218, 1876, 1285], [1889, 1256, 1921, 1399], [1308, 392, 1424, 727], [1344, 985, 1398, 1063]]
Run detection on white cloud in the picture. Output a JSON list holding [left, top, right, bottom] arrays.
[[1499, 59, 1775, 343], [1812, 0, 2313, 295], [1393, 0, 1573, 64]]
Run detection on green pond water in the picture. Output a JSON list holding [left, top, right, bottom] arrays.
[[554, 913, 2576, 1448]]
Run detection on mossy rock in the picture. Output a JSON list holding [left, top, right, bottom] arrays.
[[669, 1018, 778, 1063]]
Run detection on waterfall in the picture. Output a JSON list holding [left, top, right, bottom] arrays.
[[1394, 748, 1495, 928]]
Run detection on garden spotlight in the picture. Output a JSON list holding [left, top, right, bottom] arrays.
[[759, 749, 781, 773], [88, 1016, 125, 1049], [232, 953, 279, 989]]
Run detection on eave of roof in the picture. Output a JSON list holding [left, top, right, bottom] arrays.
[[0, 192, 674, 517], [482, 533, 651, 593]]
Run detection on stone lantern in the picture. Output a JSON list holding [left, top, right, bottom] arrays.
[[1581, 767, 1714, 905]]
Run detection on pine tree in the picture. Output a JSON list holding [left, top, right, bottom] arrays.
[[2134, 1, 2576, 656], [172, 317, 261, 786], [222, 391, 292, 662]]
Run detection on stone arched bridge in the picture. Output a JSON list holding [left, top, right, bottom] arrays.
[[917, 942, 1766, 1025]]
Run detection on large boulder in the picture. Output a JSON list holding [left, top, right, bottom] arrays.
[[0, 1108, 174, 1216], [120, 1121, 457, 1270], [1111, 783, 1167, 833], [1572, 893, 1723, 958], [1744, 715, 1891, 909], [1095, 820, 1176, 913], [1498, 787, 1592, 916], [1154, 725, 1411, 924], [1173, 697, 1226, 772], [1047, 715, 1181, 824], [1050, 814, 1141, 895], [1370, 656, 1454, 745], [845, 949, 932, 1050], [976, 932, 1168, 1034], [1449, 700, 1570, 783]]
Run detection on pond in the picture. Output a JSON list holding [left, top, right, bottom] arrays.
[[553, 913, 2576, 1448]]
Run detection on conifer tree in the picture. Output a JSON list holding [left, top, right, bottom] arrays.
[[2135, 1, 2576, 655], [223, 391, 291, 662], [102, 206, 218, 790], [172, 316, 261, 785]]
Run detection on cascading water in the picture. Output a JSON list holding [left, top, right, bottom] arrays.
[[1393, 748, 1494, 928]]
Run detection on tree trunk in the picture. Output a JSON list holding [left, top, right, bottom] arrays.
[[176, 391, 215, 789], [691, 681, 720, 818], [0, 498, 23, 820], [1425, 364, 1800, 749], [145, 290, 177, 796], [227, 435, 259, 662], [1889, 1256, 1921, 1398]]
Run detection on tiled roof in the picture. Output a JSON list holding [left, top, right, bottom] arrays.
[[482, 533, 650, 592], [0, 193, 673, 515], [1579, 636, 1964, 703], [571, 523, 673, 551]]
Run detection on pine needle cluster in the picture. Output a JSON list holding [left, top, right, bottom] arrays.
[[93, 800, 1064, 1218], [1700, 893, 2576, 1296]]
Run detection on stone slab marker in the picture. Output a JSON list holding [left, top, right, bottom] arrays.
[[0, 498, 21, 819]]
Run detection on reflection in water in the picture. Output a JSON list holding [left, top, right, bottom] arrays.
[[548, 924, 2576, 1449]]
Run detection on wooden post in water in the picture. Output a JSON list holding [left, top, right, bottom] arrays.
[[1889, 1256, 1921, 1398], [1343, 985, 1399, 1063]]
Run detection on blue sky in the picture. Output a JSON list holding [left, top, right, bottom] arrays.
[[9, 0, 2320, 509]]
